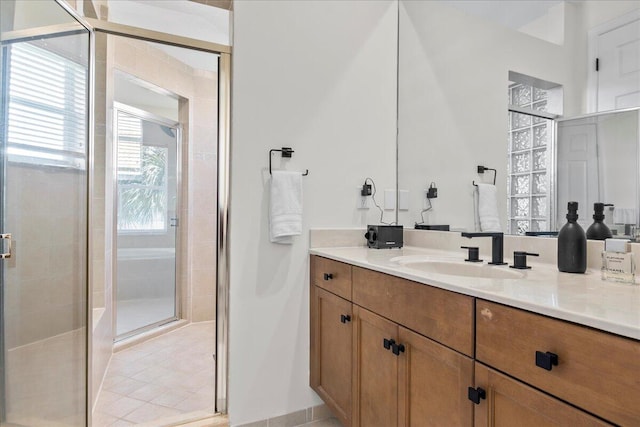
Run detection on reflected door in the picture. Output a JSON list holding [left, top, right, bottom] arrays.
[[597, 15, 640, 111], [557, 123, 599, 229], [115, 105, 180, 339], [0, 1, 89, 425]]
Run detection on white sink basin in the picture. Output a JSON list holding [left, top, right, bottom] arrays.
[[395, 258, 525, 280]]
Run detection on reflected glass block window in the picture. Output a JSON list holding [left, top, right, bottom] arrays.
[[508, 81, 554, 234]]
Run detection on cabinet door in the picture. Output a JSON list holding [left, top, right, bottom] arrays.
[[310, 286, 353, 427], [398, 327, 473, 427], [353, 306, 398, 427], [473, 363, 611, 427]]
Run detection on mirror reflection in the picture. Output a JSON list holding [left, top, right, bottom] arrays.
[[556, 109, 639, 235], [398, 0, 640, 235]]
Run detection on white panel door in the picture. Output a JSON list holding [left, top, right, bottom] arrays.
[[597, 16, 640, 111], [557, 123, 599, 229]]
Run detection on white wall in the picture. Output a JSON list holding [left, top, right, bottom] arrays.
[[229, 1, 398, 425]]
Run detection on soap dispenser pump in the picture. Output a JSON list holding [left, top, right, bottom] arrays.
[[586, 203, 613, 240], [557, 201, 587, 273]]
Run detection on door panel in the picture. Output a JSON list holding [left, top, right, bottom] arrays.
[[0, 1, 89, 425], [310, 286, 352, 427], [353, 307, 398, 427], [474, 363, 610, 427], [398, 327, 473, 427], [597, 16, 640, 111], [115, 105, 180, 338], [556, 123, 599, 228]]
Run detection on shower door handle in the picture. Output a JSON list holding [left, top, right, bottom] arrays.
[[0, 234, 12, 259], [170, 218, 179, 227]]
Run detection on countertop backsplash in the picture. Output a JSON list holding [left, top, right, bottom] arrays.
[[310, 228, 640, 271]]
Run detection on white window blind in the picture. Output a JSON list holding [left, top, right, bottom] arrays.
[[116, 112, 143, 177], [6, 42, 87, 169]]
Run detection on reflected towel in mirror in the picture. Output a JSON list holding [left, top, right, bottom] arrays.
[[270, 170, 303, 244], [613, 208, 637, 225], [476, 183, 502, 232]]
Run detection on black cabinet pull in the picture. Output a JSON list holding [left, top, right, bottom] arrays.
[[340, 314, 351, 324], [383, 338, 395, 350], [468, 387, 486, 404], [535, 351, 559, 371], [392, 342, 405, 356], [323, 273, 333, 281]]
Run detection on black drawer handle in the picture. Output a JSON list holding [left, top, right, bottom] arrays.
[[323, 273, 333, 281], [535, 351, 559, 371], [392, 342, 405, 356], [383, 338, 395, 350], [340, 314, 351, 324], [468, 387, 486, 404]]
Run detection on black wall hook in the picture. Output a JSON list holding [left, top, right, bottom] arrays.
[[269, 147, 309, 176]]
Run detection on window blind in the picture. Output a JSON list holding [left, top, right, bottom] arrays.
[[6, 42, 87, 169]]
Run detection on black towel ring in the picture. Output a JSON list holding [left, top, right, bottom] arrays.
[[269, 147, 309, 176], [474, 165, 496, 186]]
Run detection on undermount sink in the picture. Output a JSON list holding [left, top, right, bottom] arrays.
[[392, 257, 525, 280]]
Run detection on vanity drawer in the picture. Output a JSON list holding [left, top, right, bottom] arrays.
[[352, 266, 474, 356], [476, 300, 640, 426], [311, 256, 352, 300]]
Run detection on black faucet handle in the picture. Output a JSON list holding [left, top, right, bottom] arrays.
[[461, 246, 482, 263], [510, 251, 539, 270]]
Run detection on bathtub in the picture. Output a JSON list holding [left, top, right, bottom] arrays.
[[117, 247, 176, 300]]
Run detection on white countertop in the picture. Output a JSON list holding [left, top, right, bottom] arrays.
[[310, 246, 640, 341]]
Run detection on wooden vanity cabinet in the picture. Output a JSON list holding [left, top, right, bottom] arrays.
[[311, 286, 353, 427], [476, 300, 640, 426], [310, 256, 354, 427], [352, 306, 474, 427], [311, 255, 640, 427], [473, 363, 610, 427]]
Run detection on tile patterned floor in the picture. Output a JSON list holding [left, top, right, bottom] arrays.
[[94, 322, 216, 426]]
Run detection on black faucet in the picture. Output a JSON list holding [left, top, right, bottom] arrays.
[[461, 232, 507, 265]]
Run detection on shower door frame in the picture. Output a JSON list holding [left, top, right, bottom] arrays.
[[113, 102, 182, 342], [0, 5, 93, 425], [52, 0, 233, 419]]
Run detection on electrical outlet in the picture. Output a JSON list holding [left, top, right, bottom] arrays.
[[357, 187, 370, 209]]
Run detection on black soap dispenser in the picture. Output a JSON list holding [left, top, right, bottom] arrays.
[[557, 201, 587, 273], [586, 203, 613, 240]]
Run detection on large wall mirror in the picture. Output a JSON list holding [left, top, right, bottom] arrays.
[[397, 0, 640, 236]]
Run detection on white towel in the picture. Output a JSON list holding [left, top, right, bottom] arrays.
[[477, 183, 502, 232], [270, 170, 303, 244], [613, 207, 636, 225]]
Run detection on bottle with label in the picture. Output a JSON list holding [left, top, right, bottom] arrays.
[[586, 202, 613, 240], [557, 201, 587, 273], [601, 238, 636, 284]]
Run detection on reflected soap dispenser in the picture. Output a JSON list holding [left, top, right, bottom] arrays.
[[557, 201, 587, 273], [586, 203, 613, 240]]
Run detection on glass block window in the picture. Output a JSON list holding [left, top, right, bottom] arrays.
[[508, 82, 553, 235]]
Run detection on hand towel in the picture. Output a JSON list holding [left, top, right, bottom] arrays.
[[270, 170, 303, 244], [477, 183, 502, 232], [613, 207, 636, 225]]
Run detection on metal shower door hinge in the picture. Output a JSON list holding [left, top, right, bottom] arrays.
[[0, 234, 12, 259], [170, 218, 179, 227]]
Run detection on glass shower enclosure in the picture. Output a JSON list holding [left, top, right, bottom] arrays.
[[0, 0, 89, 425]]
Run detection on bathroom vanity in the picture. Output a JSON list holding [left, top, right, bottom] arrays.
[[309, 243, 640, 427]]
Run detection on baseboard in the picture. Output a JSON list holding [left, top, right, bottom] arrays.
[[234, 404, 333, 427]]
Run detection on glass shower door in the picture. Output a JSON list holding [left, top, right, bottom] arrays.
[[0, 1, 89, 425], [115, 104, 180, 339]]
